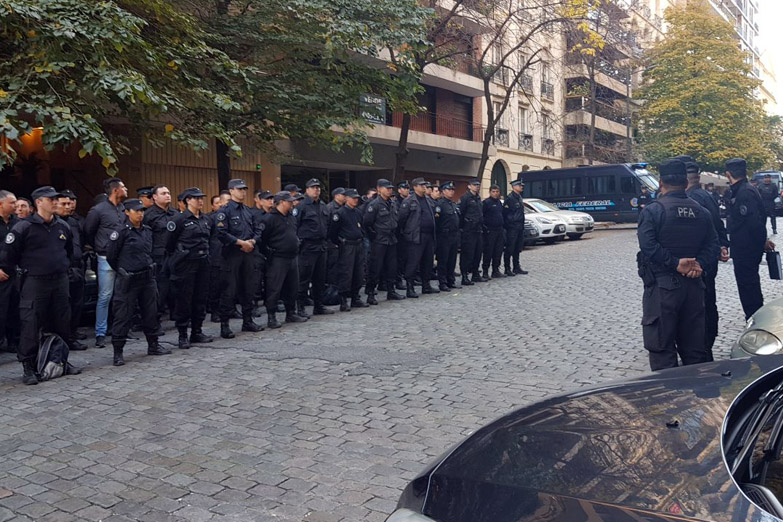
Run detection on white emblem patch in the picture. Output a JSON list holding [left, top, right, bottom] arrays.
[[216, 213, 226, 221], [110, 231, 119, 241], [4, 233, 14, 244], [166, 221, 176, 232], [258, 223, 265, 231], [332, 213, 339, 222], [435, 206, 441, 213], [367, 206, 374, 213], [292, 208, 299, 217]]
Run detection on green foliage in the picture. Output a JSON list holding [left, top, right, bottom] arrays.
[[636, 0, 773, 172], [764, 115, 783, 171]]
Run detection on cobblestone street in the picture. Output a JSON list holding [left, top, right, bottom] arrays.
[[0, 227, 777, 522]]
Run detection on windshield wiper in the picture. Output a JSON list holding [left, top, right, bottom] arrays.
[[730, 386, 783, 478]]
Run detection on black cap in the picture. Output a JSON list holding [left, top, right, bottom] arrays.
[[468, 178, 481, 186], [440, 181, 455, 190], [766, 173, 772, 178], [411, 177, 427, 186], [274, 191, 294, 203], [305, 178, 321, 188], [673, 155, 699, 174], [511, 179, 524, 187], [30, 186, 62, 199], [725, 158, 747, 177], [258, 190, 274, 200], [294, 193, 305, 201], [228, 179, 248, 189], [424, 182, 432, 188], [59, 189, 77, 200], [397, 181, 410, 189], [137, 186, 154, 198], [284, 183, 301, 192], [124, 198, 145, 211], [331, 187, 345, 197], [182, 187, 206, 201], [489, 184, 500, 191], [344, 188, 360, 198], [377, 179, 393, 189], [659, 159, 687, 186]]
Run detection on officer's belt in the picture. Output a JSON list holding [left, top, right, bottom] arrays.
[[118, 267, 153, 277], [339, 238, 362, 245], [27, 273, 66, 280]]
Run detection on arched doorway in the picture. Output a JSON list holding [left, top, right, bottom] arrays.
[[490, 160, 508, 196]]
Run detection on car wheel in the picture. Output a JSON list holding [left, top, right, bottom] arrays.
[[568, 233, 584, 240]]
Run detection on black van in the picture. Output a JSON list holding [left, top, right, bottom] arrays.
[[521, 163, 659, 223]]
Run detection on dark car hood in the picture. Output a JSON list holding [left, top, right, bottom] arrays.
[[403, 356, 783, 522]]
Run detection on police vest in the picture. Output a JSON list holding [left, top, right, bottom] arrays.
[[654, 195, 708, 260]]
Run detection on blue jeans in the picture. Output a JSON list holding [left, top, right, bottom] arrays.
[[95, 255, 115, 336]]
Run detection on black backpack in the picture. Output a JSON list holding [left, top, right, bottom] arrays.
[[37, 334, 70, 381]]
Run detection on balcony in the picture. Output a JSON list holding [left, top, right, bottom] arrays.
[[564, 142, 629, 163], [492, 67, 510, 86], [518, 74, 534, 93], [541, 81, 555, 101], [518, 133, 533, 152], [565, 54, 630, 84], [494, 128, 510, 147], [565, 96, 630, 126], [391, 111, 485, 142], [542, 138, 555, 156]]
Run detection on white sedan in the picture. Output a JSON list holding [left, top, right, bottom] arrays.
[[524, 198, 595, 240], [524, 210, 567, 244]]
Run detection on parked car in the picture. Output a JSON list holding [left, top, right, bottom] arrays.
[[523, 207, 567, 244], [522, 221, 538, 246], [731, 296, 783, 358], [524, 198, 595, 240], [387, 355, 783, 522]]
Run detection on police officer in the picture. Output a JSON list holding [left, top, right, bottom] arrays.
[[459, 178, 485, 285], [83, 177, 127, 348], [15, 198, 32, 219], [168, 188, 214, 349], [143, 186, 177, 315], [481, 184, 505, 279], [137, 186, 154, 208], [56, 190, 87, 350], [364, 179, 405, 305], [107, 199, 171, 366], [295, 179, 335, 316], [637, 186, 652, 210], [434, 182, 460, 292], [395, 181, 410, 290], [398, 178, 439, 298], [637, 159, 719, 371], [0, 190, 20, 353], [1, 186, 80, 384], [758, 174, 778, 234], [261, 192, 306, 328], [251, 190, 274, 316], [329, 189, 367, 311], [725, 158, 774, 319], [503, 179, 527, 276], [215, 179, 263, 338]]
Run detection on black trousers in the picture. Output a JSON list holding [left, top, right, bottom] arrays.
[[768, 212, 777, 233], [642, 275, 709, 371], [0, 274, 20, 349], [172, 257, 209, 330], [366, 242, 397, 294], [298, 246, 327, 306], [69, 271, 85, 336], [406, 232, 435, 284], [111, 270, 159, 342], [460, 229, 482, 276], [337, 241, 364, 296], [436, 232, 458, 287], [219, 252, 259, 320], [18, 274, 71, 363], [265, 256, 298, 314], [482, 228, 505, 272], [254, 252, 265, 303], [504, 227, 525, 270], [703, 270, 718, 361], [733, 252, 764, 320], [208, 264, 222, 313], [397, 237, 407, 281], [153, 255, 171, 313], [326, 244, 339, 286]]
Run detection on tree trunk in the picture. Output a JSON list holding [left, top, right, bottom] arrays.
[[393, 112, 412, 183], [216, 140, 231, 189], [476, 79, 494, 181]]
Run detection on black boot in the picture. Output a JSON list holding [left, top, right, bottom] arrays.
[[267, 312, 282, 329], [438, 282, 451, 292], [395, 277, 406, 290], [210, 313, 220, 323], [387, 290, 405, 300], [514, 266, 529, 275], [482, 267, 491, 280], [178, 327, 191, 350], [461, 274, 474, 286], [340, 295, 351, 312], [312, 303, 335, 315], [504, 266, 516, 277], [421, 284, 440, 294], [366, 292, 378, 306], [472, 272, 488, 283], [220, 321, 235, 339], [22, 360, 38, 385], [147, 336, 172, 356], [296, 302, 311, 319], [112, 342, 125, 366], [351, 295, 369, 308], [285, 311, 308, 323], [241, 316, 264, 332], [406, 283, 419, 298], [492, 269, 506, 278], [190, 327, 214, 344]]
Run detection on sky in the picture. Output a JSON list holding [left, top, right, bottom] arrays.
[[757, 1, 783, 114]]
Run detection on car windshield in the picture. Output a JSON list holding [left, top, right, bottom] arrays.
[[633, 167, 660, 191], [528, 200, 559, 212]]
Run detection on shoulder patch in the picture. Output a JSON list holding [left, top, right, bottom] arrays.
[[292, 208, 299, 217], [216, 213, 226, 221], [739, 204, 748, 216], [367, 205, 374, 213], [333, 213, 340, 222], [402, 202, 408, 209], [258, 222, 265, 231], [110, 231, 119, 241], [435, 206, 441, 213], [5, 233, 14, 244], [166, 221, 176, 232]]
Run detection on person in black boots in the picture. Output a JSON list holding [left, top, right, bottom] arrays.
[[398, 178, 439, 298], [459, 178, 485, 285], [329, 189, 367, 311], [295, 179, 335, 317], [215, 179, 263, 338], [261, 192, 306, 328], [106, 199, 171, 366], [142, 186, 177, 317], [394, 181, 410, 290], [168, 188, 215, 349], [55, 190, 88, 350], [481, 184, 506, 279], [435, 182, 460, 292], [364, 179, 405, 305], [503, 179, 528, 276]]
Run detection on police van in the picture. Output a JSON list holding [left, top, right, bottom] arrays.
[[521, 163, 659, 223]]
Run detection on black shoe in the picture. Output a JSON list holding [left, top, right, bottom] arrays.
[[178, 335, 191, 350], [395, 281, 406, 290], [231, 309, 243, 319], [64, 363, 82, 376], [461, 276, 474, 286], [267, 313, 282, 329], [241, 320, 263, 332], [387, 291, 405, 300], [413, 277, 422, 286], [276, 301, 286, 313], [220, 323, 235, 339], [406, 284, 419, 298], [421, 285, 440, 294], [70, 340, 88, 351], [190, 332, 214, 344], [340, 296, 351, 312], [447, 282, 458, 289], [285, 314, 308, 323], [351, 297, 369, 308], [312, 305, 336, 315], [439, 283, 451, 292], [366, 293, 379, 306], [147, 343, 172, 356], [95, 335, 107, 348], [296, 304, 311, 319], [505, 268, 516, 277], [210, 313, 220, 323], [492, 270, 506, 278], [113, 351, 125, 366], [74, 331, 87, 341], [22, 361, 38, 385], [514, 267, 529, 275], [482, 269, 491, 280], [252, 306, 263, 318], [472, 273, 488, 283]]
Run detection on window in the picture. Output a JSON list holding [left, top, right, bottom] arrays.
[[519, 107, 528, 133], [620, 175, 637, 194], [549, 178, 583, 197], [588, 175, 616, 195], [542, 113, 551, 139], [528, 180, 546, 198]]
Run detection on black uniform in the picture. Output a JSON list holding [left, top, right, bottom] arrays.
[[328, 205, 365, 297], [637, 191, 652, 210], [296, 196, 330, 309], [481, 196, 505, 275], [207, 210, 224, 316], [637, 191, 719, 371], [0, 213, 20, 351], [458, 191, 483, 278], [758, 181, 778, 234], [261, 208, 299, 315], [168, 210, 212, 332], [1, 214, 73, 364], [434, 197, 460, 288], [728, 178, 768, 319], [250, 206, 268, 306], [65, 215, 85, 339], [503, 191, 526, 272], [215, 200, 262, 321], [143, 204, 177, 313], [325, 200, 342, 286], [686, 186, 728, 358], [363, 196, 398, 296], [83, 200, 126, 255], [394, 196, 408, 287], [106, 223, 159, 342], [398, 195, 436, 288]]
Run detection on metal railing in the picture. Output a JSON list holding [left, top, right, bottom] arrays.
[[518, 133, 533, 152], [565, 96, 630, 126], [494, 128, 510, 147], [542, 138, 555, 156], [391, 112, 485, 142], [541, 81, 555, 100], [518, 74, 534, 93]]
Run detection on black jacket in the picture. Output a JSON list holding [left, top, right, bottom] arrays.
[[168, 210, 212, 259], [106, 224, 153, 273], [503, 191, 525, 230], [757, 182, 778, 214], [397, 194, 436, 244], [1, 214, 73, 276], [215, 200, 262, 254], [458, 191, 483, 231], [482, 197, 504, 230], [363, 196, 398, 245], [434, 197, 460, 235], [83, 200, 126, 255], [727, 178, 767, 257], [329, 205, 364, 243], [295, 196, 330, 251], [143, 204, 177, 259], [261, 208, 299, 259]]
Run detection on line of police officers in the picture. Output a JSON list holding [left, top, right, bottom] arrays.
[[0, 175, 529, 384], [637, 157, 773, 371]]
